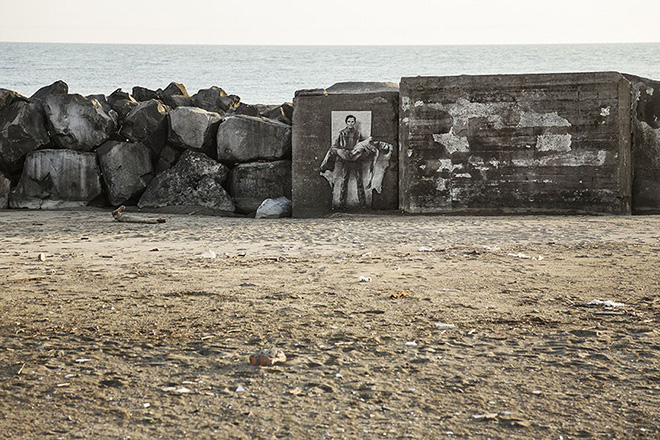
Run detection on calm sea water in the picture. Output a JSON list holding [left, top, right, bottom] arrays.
[[1, 42, 660, 104]]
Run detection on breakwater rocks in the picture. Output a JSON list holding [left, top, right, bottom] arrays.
[[0, 81, 293, 216]]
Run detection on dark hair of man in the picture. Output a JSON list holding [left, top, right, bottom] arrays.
[[345, 115, 356, 123]]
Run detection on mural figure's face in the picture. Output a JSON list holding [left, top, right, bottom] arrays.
[[346, 117, 356, 128]]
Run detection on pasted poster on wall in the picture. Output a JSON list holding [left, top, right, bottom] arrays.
[[320, 111, 393, 210]]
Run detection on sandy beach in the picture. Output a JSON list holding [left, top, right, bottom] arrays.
[[1, 209, 659, 439]]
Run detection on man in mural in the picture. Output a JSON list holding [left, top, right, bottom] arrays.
[[320, 114, 393, 209]]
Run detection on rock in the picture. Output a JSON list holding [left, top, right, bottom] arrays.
[[9, 149, 102, 209], [0, 173, 10, 208], [162, 95, 193, 108], [0, 89, 27, 113], [255, 196, 292, 219], [120, 99, 169, 156], [229, 160, 291, 213], [192, 86, 237, 113], [230, 102, 260, 117], [162, 82, 190, 98], [168, 106, 222, 154], [30, 80, 68, 102], [161, 82, 192, 108], [132, 86, 160, 102], [261, 103, 293, 125], [217, 115, 292, 163], [107, 89, 139, 121], [97, 140, 153, 206], [86, 94, 112, 115], [43, 94, 117, 152], [154, 143, 182, 174], [138, 150, 234, 212], [0, 101, 50, 174]]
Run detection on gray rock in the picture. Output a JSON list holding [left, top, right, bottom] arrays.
[[168, 106, 222, 153], [261, 103, 293, 125], [192, 86, 237, 113], [255, 196, 292, 219], [0, 89, 27, 112], [162, 94, 194, 108], [30, 80, 68, 102], [43, 94, 117, 152], [97, 140, 153, 206], [230, 102, 260, 117], [132, 86, 160, 102], [120, 99, 169, 156], [108, 89, 139, 121], [153, 143, 182, 174], [86, 94, 112, 115], [217, 115, 292, 163], [9, 149, 102, 209], [162, 82, 190, 98], [0, 101, 50, 174], [229, 160, 291, 213], [138, 150, 234, 212], [0, 173, 10, 209]]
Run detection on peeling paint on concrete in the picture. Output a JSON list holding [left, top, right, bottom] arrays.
[[455, 173, 472, 178], [511, 150, 607, 167], [536, 134, 572, 152], [518, 111, 571, 128], [401, 97, 411, 112], [600, 107, 611, 117], [433, 133, 469, 154], [414, 100, 424, 107]]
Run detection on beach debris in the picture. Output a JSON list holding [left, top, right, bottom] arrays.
[[472, 413, 499, 420], [358, 276, 372, 282], [235, 385, 246, 393], [196, 249, 217, 259], [418, 246, 434, 252], [435, 322, 456, 330], [75, 358, 92, 363], [405, 341, 418, 347], [288, 387, 304, 396], [112, 205, 165, 224], [587, 299, 625, 308], [248, 348, 287, 367], [390, 290, 410, 299], [38, 253, 47, 261], [162, 386, 192, 394], [507, 252, 532, 259]]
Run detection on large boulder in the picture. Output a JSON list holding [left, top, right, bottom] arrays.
[[168, 106, 221, 154], [0, 173, 10, 209], [138, 150, 234, 212], [120, 99, 169, 156], [261, 103, 293, 125], [0, 89, 27, 112], [97, 141, 153, 206], [0, 101, 50, 174], [9, 149, 102, 209], [229, 160, 292, 214], [161, 82, 193, 108], [132, 86, 160, 102], [107, 89, 139, 121], [30, 80, 68, 102], [43, 94, 117, 151], [154, 143, 182, 174], [86, 94, 112, 115], [255, 196, 292, 219], [192, 86, 238, 113], [216, 115, 292, 163]]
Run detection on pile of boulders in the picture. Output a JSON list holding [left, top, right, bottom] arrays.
[[0, 80, 293, 217]]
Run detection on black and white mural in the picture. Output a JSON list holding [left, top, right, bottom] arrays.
[[320, 111, 393, 209]]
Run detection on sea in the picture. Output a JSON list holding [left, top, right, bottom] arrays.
[[1, 42, 660, 105]]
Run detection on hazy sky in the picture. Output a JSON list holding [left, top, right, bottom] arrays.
[[1, 0, 659, 45]]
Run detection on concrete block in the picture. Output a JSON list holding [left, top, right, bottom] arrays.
[[399, 72, 632, 214], [292, 82, 399, 217]]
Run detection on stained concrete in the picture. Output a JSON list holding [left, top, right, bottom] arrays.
[[292, 82, 399, 217], [399, 72, 632, 214]]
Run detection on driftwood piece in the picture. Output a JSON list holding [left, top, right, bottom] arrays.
[[112, 205, 166, 224]]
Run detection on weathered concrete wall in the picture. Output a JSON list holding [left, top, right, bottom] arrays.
[[400, 72, 632, 214], [625, 74, 660, 214], [292, 83, 399, 217]]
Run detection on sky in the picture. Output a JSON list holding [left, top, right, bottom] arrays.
[[1, 0, 659, 46]]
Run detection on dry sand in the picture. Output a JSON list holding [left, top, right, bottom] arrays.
[[1, 209, 659, 439]]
